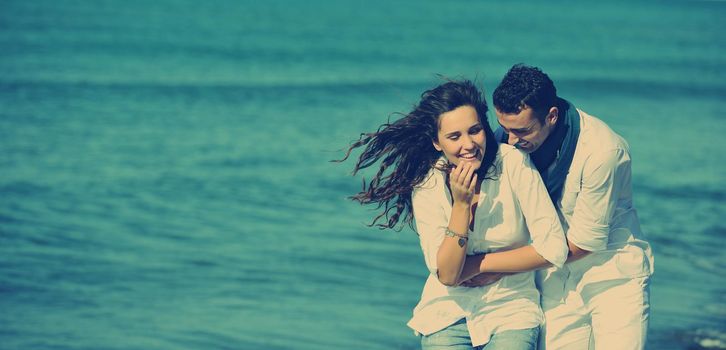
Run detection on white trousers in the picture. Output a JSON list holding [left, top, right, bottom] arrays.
[[540, 277, 650, 350]]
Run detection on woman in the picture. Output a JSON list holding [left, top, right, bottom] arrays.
[[339, 79, 568, 349]]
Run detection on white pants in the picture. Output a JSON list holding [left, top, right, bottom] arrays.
[[540, 277, 650, 350]]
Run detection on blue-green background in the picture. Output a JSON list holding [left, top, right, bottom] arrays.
[[1, 1, 724, 349]]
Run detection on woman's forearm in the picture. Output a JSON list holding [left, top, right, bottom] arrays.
[[456, 245, 551, 284], [458, 241, 588, 285], [435, 202, 471, 286], [478, 245, 550, 272], [457, 254, 487, 284]]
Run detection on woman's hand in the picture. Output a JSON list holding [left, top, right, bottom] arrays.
[[459, 272, 511, 287], [449, 162, 477, 205]]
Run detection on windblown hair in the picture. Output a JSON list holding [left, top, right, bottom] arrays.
[[335, 79, 498, 231], [492, 64, 558, 120]]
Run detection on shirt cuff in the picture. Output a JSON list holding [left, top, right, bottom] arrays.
[[530, 221, 568, 269], [567, 222, 609, 252], [421, 233, 446, 275]]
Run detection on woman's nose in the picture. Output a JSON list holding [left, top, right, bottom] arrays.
[[461, 136, 475, 149]]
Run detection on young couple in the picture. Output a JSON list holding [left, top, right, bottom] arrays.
[[340, 64, 653, 349]]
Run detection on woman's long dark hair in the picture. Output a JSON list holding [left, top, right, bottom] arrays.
[[336, 79, 499, 231]]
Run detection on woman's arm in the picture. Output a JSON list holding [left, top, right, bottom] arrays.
[[456, 150, 569, 285], [457, 241, 589, 287], [456, 246, 549, 282], [456, 240, 591, 288], [435, 162, 478, 286]]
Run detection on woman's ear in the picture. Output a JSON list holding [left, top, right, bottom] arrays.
[[432, 140, 442, 151]]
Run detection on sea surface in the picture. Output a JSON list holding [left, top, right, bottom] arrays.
[[1, 1, 724, 349]]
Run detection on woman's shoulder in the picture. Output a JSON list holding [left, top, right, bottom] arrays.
[[412, 161, 446, 199], [415, 164, 444, 189], [493, 144, 534, 180], [498, 143, 524, 159], [497, 143, 529, 167]]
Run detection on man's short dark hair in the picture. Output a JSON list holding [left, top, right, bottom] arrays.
[[493, 64, 557, 121]]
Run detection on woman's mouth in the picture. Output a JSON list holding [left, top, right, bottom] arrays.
[[459, 149, 480, 161]]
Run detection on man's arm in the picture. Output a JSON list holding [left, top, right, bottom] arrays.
[[566, 148, 630, 253], [567, 239, 590, 261]]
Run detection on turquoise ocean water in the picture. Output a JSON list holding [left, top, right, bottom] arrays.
[[1, 1, 724, 349]]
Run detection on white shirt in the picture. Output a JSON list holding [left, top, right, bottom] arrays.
[[408, 145, 568, 346], [536, 110, 655, 303]]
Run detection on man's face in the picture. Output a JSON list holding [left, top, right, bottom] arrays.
[[495, 106, 558, 153]]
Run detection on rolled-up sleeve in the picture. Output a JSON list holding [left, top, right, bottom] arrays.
[[412, 176, 448, 275], [568, 148, 629, 252], [508, 151, 568, 268]]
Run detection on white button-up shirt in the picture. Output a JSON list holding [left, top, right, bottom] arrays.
[[408, 144, 568, 346], [536, 110, 654, 304]]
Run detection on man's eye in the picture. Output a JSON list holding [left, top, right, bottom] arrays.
[[448, 136, 459, 141]]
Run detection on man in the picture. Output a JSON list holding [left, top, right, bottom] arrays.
[[491, 64, 654, 349]]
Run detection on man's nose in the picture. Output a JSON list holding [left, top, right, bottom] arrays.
[[508, 133, 519, 146]]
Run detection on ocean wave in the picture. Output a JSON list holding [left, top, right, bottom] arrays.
[[0, 78, 428, 94], [634, 181, 725, 202], [688, 328, 726, 349]]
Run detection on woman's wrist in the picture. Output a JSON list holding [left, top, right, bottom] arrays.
[[445, 227, 468, 238], [452, 201, 471, 211]]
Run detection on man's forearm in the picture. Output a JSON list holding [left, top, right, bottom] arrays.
[[566, 239, 591, 262]]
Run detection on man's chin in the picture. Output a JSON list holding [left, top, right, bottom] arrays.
[[515, 145, 535, 153]]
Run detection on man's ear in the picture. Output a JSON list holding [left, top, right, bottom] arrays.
[[546, 106, 559, 126], [432, 140, 442, 152]]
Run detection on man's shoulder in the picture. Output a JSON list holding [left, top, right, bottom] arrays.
[[569, 110, 632, 178], [577, 109, 630, 155]]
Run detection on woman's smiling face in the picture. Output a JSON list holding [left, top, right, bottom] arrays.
[[433, 105, 486, 170]]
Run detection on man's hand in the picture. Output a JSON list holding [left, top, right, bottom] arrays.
[[459, 272, 511, 287]]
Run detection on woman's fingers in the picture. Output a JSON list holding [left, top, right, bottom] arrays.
[[456, 163, 466, 186], [450, 161, 463, 183], [451, 162, 464, 184], [449, 162, 478, 204], [451, 162, 478, 186], [462, 162, 475, 188]]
